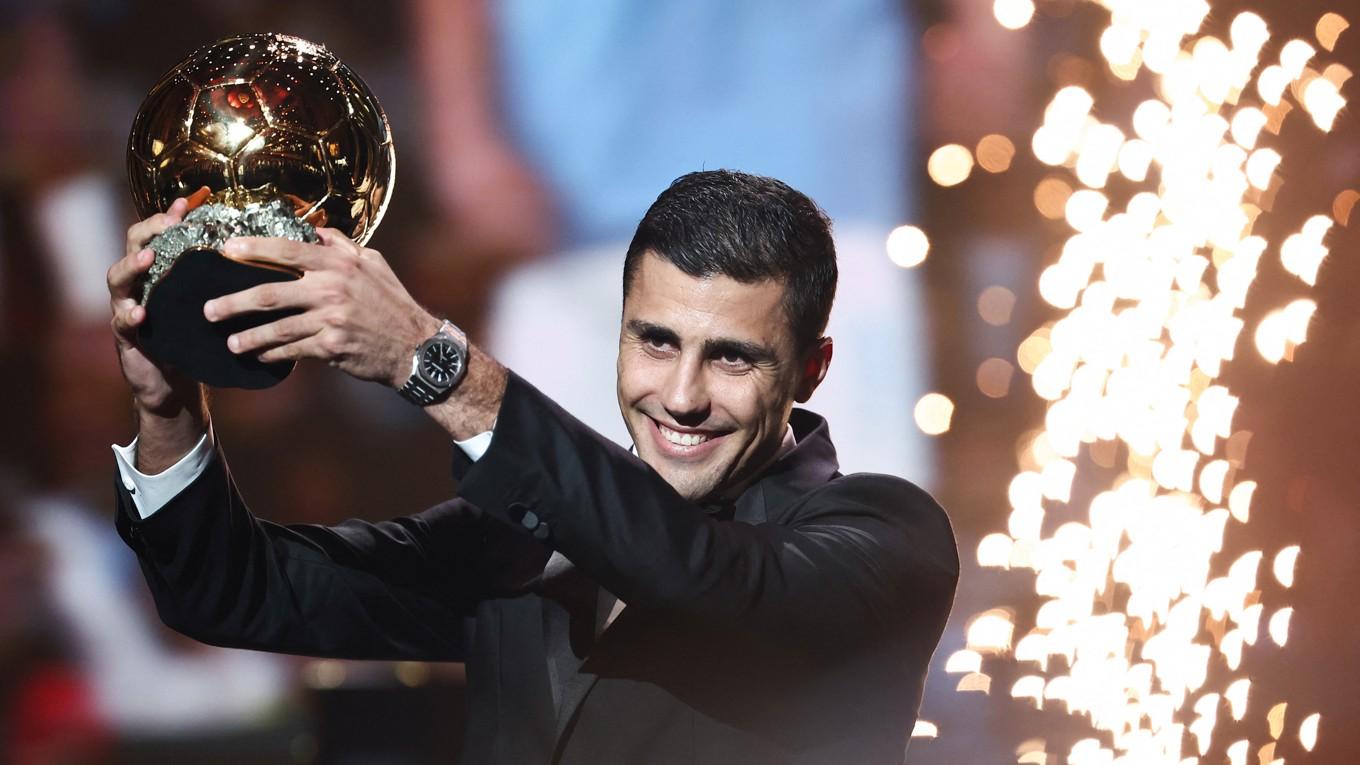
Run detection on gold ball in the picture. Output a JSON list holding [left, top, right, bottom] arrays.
[[127, 33, 395, 244]]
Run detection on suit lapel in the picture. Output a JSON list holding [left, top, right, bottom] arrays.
[[539, 566, 605, 758]]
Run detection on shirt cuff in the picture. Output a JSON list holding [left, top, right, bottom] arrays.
[[111, 428, 215, 520], [454, 428, 495, 462]]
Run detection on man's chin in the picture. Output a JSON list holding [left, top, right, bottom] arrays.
[[644, 459, 718, 500]]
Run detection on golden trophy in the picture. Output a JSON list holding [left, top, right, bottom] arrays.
[[127, 33, 395, 388]]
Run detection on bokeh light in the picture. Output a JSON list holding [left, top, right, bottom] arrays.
[[978, 358, 1016, 399], [993, 0, 1036, 31], [1315, 13, 1349, 51], [1034, 176, 1075, 219], [978, 286, 1018, 326], [928, 143, 976, 187], [915, 393, 956, 436], [886, 224, 931, 268], [977, 134, 1018, 173]]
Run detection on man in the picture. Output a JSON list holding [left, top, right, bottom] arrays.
[[107, 171, 958, 764]]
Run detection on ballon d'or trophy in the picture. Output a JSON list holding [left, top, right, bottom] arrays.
[[127, 33, 395, 388]]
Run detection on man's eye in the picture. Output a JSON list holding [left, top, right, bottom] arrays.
[[716, 352, 752, 370], [642, 337, 676, 355]]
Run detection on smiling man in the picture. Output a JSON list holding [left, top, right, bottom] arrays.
[[108, 170, 957, 764]]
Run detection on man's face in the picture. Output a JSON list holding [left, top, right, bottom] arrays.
[[617, 253, 828, 502]]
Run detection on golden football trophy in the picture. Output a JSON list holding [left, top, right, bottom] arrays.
[[127, 33, 395, 388]]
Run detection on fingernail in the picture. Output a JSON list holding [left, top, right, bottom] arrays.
[[224, 238, 245, 254], [227, 334, 240, 352], [203, 300, 217, 321]]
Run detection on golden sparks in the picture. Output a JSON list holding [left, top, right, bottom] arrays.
[[949, 1, 1345, 760]]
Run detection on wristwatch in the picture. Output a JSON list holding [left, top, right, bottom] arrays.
[[397, 319, 468, 406]]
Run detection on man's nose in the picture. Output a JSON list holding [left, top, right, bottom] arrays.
[[661, 359, 710, 424]]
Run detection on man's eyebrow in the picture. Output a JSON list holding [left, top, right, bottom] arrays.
[[626, 319, 777, 363], [703, 337, 777, 364], [626, 319, 678, 343]]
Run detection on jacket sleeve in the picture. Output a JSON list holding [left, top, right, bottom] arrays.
[[114, 447, 493, 661], [455, 373, 959, 653]]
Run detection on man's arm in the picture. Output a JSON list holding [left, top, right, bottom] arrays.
[[202, 234, 956, 652], [456, 373, 959, 654], [114, 448, 489, 660], [202, 229, 508, 441], [107, 206, 505, 661]]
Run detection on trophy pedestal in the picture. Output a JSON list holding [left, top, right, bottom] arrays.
[[140, 248, 300, 389]]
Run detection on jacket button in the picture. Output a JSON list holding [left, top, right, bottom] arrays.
[[519, 509, 540, 531]]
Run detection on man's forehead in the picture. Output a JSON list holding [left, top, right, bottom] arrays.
[[622, 254, 792, 344]]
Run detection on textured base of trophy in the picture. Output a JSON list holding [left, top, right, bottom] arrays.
[[138, 199, 314, 389]]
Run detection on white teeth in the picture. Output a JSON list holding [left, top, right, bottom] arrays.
[[658, 423, 711, 447]]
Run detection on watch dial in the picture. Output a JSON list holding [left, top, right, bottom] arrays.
[[421, 342, 461, 385]]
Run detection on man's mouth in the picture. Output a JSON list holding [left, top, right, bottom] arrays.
[[645, 416, 727, 458], [657, 422, 713, 447]]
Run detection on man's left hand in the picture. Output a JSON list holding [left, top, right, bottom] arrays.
[[204, 229, 437, 389]]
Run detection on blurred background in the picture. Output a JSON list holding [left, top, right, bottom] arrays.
[[0, 0, 1357, 762]]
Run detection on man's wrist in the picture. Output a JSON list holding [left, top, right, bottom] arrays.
[[422, 342, 506, 441], [135, 398, 210, 474], [396, 317, 469, 405], [390, 311, 443, 390]]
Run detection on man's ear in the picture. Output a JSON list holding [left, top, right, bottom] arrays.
[[794, 337, 833, 403]]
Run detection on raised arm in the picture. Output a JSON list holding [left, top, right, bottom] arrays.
[[108, 208, 521, 660], [197, 228, 956, 654], [113, 449, 490, 660], [453, 373, 959, 655]]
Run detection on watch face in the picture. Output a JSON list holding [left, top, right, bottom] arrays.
[[420, 341, 462, 386]]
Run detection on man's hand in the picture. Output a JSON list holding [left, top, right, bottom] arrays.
[[204, 229, 438, 389], [111, 196, 209, 472], [111, 197, 208, 417]]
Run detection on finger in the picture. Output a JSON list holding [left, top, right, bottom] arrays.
[[204, 280, 311, 323], [314, 227, 361, 255], [222, 236, 339, 272], [316, 228, 387, 267], [125, 198, 189, 256], [226, 313, 319, 355], [107, 247, 155, 300], [111, 303, 147, 341], [184, 186, 212, 211], [256, 335, 328, 365]]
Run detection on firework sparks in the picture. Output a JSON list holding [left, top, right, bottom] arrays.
[[945, 2, 1347, 761]]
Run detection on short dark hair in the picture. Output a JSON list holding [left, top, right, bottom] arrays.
[[622, 170, 838, 353]]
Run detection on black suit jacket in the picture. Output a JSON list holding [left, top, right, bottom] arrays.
[[115, 373, 958, 764]]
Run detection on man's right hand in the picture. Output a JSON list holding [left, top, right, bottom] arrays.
[[110, 197, 209, 472]]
